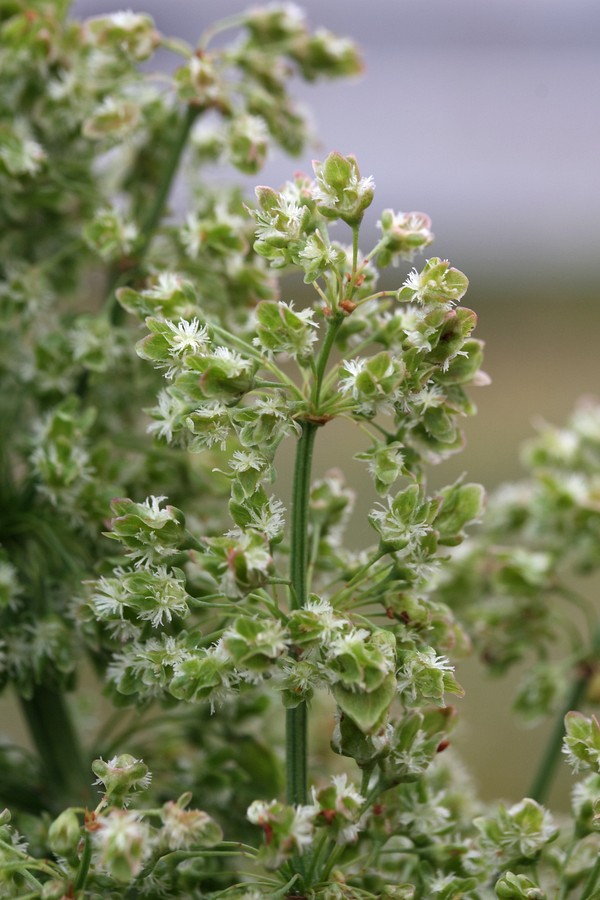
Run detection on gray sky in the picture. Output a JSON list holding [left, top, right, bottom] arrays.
[[72, 0, 600, 279]]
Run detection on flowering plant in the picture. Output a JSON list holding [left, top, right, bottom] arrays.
[[2, 2, 600, 898]]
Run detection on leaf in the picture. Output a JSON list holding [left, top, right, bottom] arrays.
[[333, 673, 396, 734]]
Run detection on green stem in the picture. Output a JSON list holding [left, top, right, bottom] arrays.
[[197, 13, 246, 50], [304, 831, 330, 887], [286, 703, 309, 808], [208, 322, 303, 399], [311, 280, 330, 308], [528, 623, 600, 804], [580, 852, 600, 900], [19, 684, 91, 810], [289, 423, 318, 614], [286, 422, 317, 808], [137, 105, 200, 258], [312, 315, 343, 408], [73, 832, 93, 893], [106, 103, 200, 323], [354, 289, 399, 308], [306, 522, 322, 596], [360, 764, 374, 798]]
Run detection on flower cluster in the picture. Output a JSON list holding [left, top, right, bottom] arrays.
[[5, 4, 600, 898]]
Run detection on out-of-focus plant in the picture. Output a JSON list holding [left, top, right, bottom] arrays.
[[3, 2, 600, 899]]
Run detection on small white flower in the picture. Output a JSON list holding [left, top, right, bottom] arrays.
[[212, 345, 254, 374], [141, 495, 171, 523], [90, 575, 127, 619], [338, 357, 366, 396], [166, 318, 209, 357], [135, 566, 190, 628], [147, 389, 186, 443], [230, 450, 267, 472], [411, 384, 445, 412], [93, 809, 151, 879], [161, 802, 219, 850], [110, 11, 145, 29], [403, 268, 421, 292], [143, 272, 187, 300], [246, 497, 286, 540], [291, 804, 317, 851], [303, 598, 347, 641]]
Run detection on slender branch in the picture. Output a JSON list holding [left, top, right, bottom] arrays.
[[197, 12, 246, 50], [528, 622, 600, 804], [306, 521, 322, 596], [208, 322, 304, 399], [580, 853, 600, 900], [106, 103, 201, 323], [138, 105, 200, 258], [73, 831, 93, 893], [312, 314, 343, 408], [354, 289, 399, 309], [311, 280, 330, 307], [352, 224, 359, 275]]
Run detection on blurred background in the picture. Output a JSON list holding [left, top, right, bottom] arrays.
[[8, 0, 600, 808]]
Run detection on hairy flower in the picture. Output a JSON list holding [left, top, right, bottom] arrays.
[[93, 809, 151, 882], [160, 799, 223, 850], [166, 318, 209, 358], [247, 799, 317, 868]]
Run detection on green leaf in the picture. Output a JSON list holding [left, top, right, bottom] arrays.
[[333, 672, 396, 734]]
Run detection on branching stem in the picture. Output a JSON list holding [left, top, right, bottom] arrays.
[[528, 621, 600, 804]]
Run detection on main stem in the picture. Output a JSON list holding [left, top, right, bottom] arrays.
[[20, 684, 92, 811], [286, 421, 318, 807]]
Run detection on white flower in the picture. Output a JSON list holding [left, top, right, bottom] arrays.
[[246, 799, 270, 826], [109, 11, 146, 29], [90, 574, 127, 619], [338, 357, 366, 396], [369, 495, 431, 551], [291, 804, 317, 851], [211, 346, 251, 372], [246, 497, 286, 540], [143, 272, 188, 300], [108, 635, 192, 698], [411, 384, 444, 412], [185, 400, 232, 450], [93, 809, 151, 879], [139, 495, 166, 521], [180, 213, 202, 258], [161, 803, 219, 850], [135, 566, 191, 628], [297, 234, 338, 267], [303, 598, 347, 641], [330, 773, 363, 807], [147, 389, 186, 443], [314, 165, 374, 209], [404, 268, 421, 292], [229, 450, 267, 472], [166, 318, 209, 357]]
